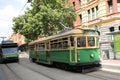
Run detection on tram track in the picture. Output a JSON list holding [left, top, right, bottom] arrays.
[[5, 54, 119, 80], [19, 59, 119, 80], [20, 57, 120, 80], [85, 70, 120, 80], [4, 61, 55, 80], [4, 63, 22, 80], [17, 62, 56, 80]]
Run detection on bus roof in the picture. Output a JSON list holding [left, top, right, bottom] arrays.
[[0, 43, 18, 48]]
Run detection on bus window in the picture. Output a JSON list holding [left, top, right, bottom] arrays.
[[87, 37, 95, 46], [2, 47, 18, 54], [77, 37, 86, 47]]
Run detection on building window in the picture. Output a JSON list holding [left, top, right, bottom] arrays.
[[117, 0, 120, 12], [79, 14, 82, 23], [119, 26, 120, 30], [92, 8, 95, 19], [109, 27, 114, 32], [96, 6, 98, 18], [73, 2, 75, 9], [108, 0, 113, 13], [79, 0, 81, 6], [108, 35, 114, 42], [88, 10, 91, 20]]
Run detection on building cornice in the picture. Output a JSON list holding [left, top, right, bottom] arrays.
[[75, 12, 120, 28]]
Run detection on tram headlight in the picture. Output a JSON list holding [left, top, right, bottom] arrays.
[[90, 54, 94, 58], [78, 58, 80, 61]]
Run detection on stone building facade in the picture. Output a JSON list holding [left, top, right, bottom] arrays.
[[69, 0, 120, 59]]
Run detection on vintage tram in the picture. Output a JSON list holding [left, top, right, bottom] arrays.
[[29, 28, 101, 70]]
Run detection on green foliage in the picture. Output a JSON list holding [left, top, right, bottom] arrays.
[[12, 0, 76, 40], [114, 35, 120, 54], [25, 38, 31, 42]]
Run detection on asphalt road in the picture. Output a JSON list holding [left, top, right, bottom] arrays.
[[0, 53, 120, 80], [0, 64, 8, 80]]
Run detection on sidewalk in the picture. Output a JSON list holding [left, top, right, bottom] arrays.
[[101, 59, 120, 73], [19, 52, 29, 58]]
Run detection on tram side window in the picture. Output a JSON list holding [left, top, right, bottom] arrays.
[[88, 37, 95, 46], [58, 42, 62, 49], [54, 43, 58, 49], [77, 37, 86, 47], [50, 41, 54, 50], [50, 38, 68, 50], [46, 43, 49, 49], [63, 38, 68, 49], [50, 40, 57, 50], [70, 36, 74, 47], [29, 46, 34, 51], [51, 44, 54, 50], [39, 43, 45, 50], [63, 41, 68, 48]]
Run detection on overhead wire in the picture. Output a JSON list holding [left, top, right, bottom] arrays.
[[18, 0, 29, 15]]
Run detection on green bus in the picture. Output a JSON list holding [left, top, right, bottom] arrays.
[[0, 41, 19, 63], [29, 28, 101, 70]]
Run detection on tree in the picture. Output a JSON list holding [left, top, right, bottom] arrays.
[[12, 0, 76, 40]]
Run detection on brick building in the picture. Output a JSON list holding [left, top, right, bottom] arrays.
[[69, 0, 120, 59], [9, 33, 25, 46]]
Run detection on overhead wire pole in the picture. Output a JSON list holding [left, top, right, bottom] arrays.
[[0, 37, 6, 41], [59, 8, 73, 32]]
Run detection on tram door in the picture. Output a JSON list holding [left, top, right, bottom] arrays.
[[69, 36, 77, 62], [46, 42, 50, 63], [35, 44, 39, 61]]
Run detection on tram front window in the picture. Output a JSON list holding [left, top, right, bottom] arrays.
[[87, 37, 95, 46], [77, 37, 86, 47]]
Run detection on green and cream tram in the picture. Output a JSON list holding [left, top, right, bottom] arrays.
[[29, 28, 101, 70]]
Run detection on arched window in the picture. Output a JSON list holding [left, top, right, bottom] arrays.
[[117, 0, 120, 12], [107, 0, 113, 13]]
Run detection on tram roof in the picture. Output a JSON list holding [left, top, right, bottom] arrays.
[[29, 28, 95, 45]]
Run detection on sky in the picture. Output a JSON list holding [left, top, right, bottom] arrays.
[[0, 0, 30, 42]]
